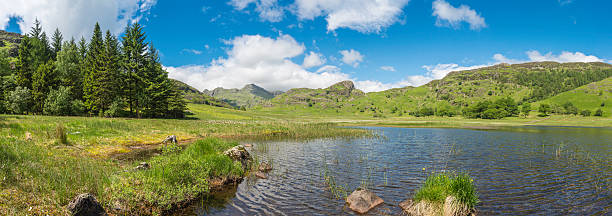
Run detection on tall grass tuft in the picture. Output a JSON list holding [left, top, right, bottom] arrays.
[[54, 124, 68, 145], [414, 172, 479, 209]]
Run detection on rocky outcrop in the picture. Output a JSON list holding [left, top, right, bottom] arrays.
[[345, 188, 384, 214], [67, 193, 107, 216], [223, 145, 252, 168], [399, 196, 475, 216]]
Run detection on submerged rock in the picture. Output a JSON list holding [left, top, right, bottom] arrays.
[[346, 188, 384, 214], [67, 193, 107, 216], [223, 145, 252, 167], [135, 162, 150, 170], [258, 162, 272, 172], [255, 171, 267, 179], [399, 196, 474, 216]]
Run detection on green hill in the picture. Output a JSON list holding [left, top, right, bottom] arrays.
[[203, 84, 277, 108], [0, 30, 22, 59], [536, 77, 612, 117], [170, 79, 235, 109], [259, 62, 612, 117]]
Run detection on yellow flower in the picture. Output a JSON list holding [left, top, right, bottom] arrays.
[[422, 167, 426, 171]]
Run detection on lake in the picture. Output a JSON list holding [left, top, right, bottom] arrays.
[[181, 126, 612, 215]]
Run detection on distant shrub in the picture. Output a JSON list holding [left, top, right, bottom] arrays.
[[580, 109, 591, 117], [104, 98, 128, 118], [594, 108, 603, 117], [538, 104, 551, 116], [43, 86, 73, 116], [6, 86, 31, 114], [412, 107, 434, 117]]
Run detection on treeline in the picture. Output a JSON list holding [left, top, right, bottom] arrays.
[[516, 67, 612, 102], [0, 20, 186, 118]]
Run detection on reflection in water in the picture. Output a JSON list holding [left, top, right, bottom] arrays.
[[180, 126, 612, 215]]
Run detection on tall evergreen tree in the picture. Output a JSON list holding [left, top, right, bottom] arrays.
[[51, 28, 63, 58], [55, 39, 83, 100], [121, 23, 148, 118], [32, 61, 58, 113], [29, 19, 43, 39], [143, 45, 171, 117], [83, 22, 106, 115]]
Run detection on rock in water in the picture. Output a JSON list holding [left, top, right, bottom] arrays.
[[162, 135, 177, 144], [258, 162, 272, 172], [67, 193, 107, 216], [223, 145, 252, 168], [255, 171, 267, 179], [346, 188, 384, 214]]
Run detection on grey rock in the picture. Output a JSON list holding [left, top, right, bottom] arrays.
[[67, 193, 106, 216]]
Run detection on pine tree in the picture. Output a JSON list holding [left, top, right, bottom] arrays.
[[55, 39, 83, 100], [16, 35, 35, 89], [32, 61, 58, 113], [83, 22, 106, 115], [30, 19, 43, 39], [143, 44, 171, 117], [98, 30, 122, 113], [51, 28, 63, 58], [121, 23, 148, 118]]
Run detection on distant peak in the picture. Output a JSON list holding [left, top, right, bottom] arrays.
[[328, 80, 355, 90]]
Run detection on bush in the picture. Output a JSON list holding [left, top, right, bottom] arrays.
[[580, 109, 591, 117], [43, 86, 73, 116], [594, 108, 603, 117], [413, 107, 434, 117], [538, 104, 551, 116], [6, 86, 31, 114], [104, 98, 128, 118]]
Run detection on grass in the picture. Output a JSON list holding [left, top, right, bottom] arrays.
[[414, 172, 479, 210], [106, 138, 244, 214]]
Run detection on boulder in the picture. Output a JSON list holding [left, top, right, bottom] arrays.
[[67, 193, 107, 216], [25, 132, 32, 141], [162, 135, 177, 144], [399, 196, 474, 216], [135, 162, 150, 170], [258, 162, 272, 172], [346, 188, 384, 214], [255, 171, 267, 179], [223, 145, 252, 167], [399, 199, 440, 216]]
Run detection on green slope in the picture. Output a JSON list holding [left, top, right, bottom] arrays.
[[204, 84, 276, 108], [537, 77, 612, 117], [170, 79, 235, 109]]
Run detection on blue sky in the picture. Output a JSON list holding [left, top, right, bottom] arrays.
[[2, 0, 611, 92]]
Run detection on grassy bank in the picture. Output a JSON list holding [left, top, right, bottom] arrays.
[[0, 104, 369, 215], [411, 172, 479, 215]]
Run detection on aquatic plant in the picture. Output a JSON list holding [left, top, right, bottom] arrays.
[[414, 172, 479, 210]]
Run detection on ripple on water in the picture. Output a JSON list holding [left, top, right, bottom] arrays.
[[179, 126, 612, 216]]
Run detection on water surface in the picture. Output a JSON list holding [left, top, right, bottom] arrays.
[[182, 126, 612, 215]]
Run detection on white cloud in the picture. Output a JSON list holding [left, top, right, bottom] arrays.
[[166, 34, 350, 91], [340, 49, 364, 67], [380, 66, 396, 72], [558, 0, 573, 5], [303, 51, 326, 68], [432, 0, 486, 30], [293, 0, 410, 33], [231, 0, 410, 33], [182, 49, 203, 55], [229, 0, 284, 22], [0, 0, 157, 39], [525, 51, 604, 63]]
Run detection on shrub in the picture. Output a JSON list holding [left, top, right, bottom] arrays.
[[580, 109, 591, 117], [538, 104, 551, 116], [43, 86, 73, 116], [6, 86, 31, 114], [413, 107, 435, 117], [104, 98, 127, 118], [594, 108, 603, 117]]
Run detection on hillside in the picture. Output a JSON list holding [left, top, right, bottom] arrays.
[[171, 79, 235, 109], [260, 62, 612, 117], [270, 80, 365, 109], [0, 30, 22, 59], [203, 84, 277, 108], [536, 77, 612, 117]]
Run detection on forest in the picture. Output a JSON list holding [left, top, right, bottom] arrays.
[[0, 20, 186, 118]]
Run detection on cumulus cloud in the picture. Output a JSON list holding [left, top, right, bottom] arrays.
[[166, 34, 350, 91], [380, 66, 396, 72], [231, 0, 410, 33], [293, 0, 410, 33], [340, 49, 364, 67], [303, 51, 326, 68], [0, 0, 157, 39], [432, 0, 486, 30], [229, 0, 284, 22], [525, 51, 604, 63]]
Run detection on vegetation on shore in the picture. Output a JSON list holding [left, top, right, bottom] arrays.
[[411, 172, 478, 215]]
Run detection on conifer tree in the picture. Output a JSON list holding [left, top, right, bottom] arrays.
[[55, 39, 83, 100], [143, 44, 171, 117], [32, 61, 58, 113], [51, 28, 63, 58], [83, 22, 106, 115], [121, 23, 148, 118]]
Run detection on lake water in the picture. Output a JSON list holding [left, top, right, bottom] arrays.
[[182, 126, 612, 215]]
